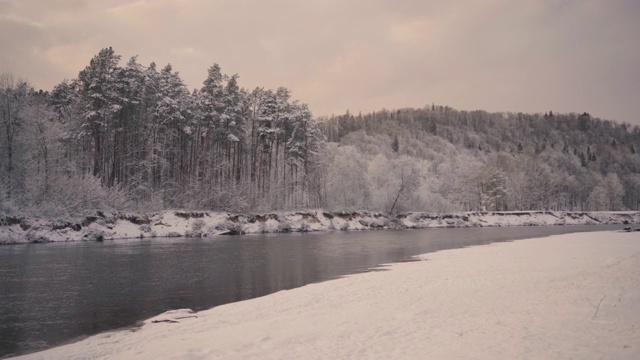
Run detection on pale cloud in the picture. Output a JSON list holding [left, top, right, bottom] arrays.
[[0, 0, 638, 125], [0, 12, 44, 28], [170, 47, 196, 58], [387, 19, 432, 44], [41, 43, 97, 76]]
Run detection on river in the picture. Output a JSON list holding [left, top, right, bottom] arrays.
[[0, 225, 623, 358]]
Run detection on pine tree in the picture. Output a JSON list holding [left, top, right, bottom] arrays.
[[77, 47, 123, 180], [579, 152, 587, 167], [578, 112, 591, 131], [50, 80, 78, 122], [482, 170, 509, 211], [391, 134, 399, 153]]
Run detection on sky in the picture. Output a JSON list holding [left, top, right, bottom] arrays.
[[1, 0, 639, 125]]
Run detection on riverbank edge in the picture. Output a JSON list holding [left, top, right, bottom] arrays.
[[1, 210, 639, 245]]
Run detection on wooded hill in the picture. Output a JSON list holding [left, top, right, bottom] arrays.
[[317, 106, 640, 213], [1, 47, 639, 217]]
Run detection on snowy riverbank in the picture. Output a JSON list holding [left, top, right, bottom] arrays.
[[1, 210, 639, 244], [16, 230, 640, 359]]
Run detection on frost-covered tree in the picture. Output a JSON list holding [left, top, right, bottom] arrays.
[[319, 104, 640, 212], [0, 73, 29, 198], [481, 170, 510, 211], [0, 48, 333, 215], [21, 98, 58, 203], [76, 47, 123, 180], [599, 173, 624, 210], [5, 45, 640, 216], [368, 154, 423, 214], [323, 144, 370, 210]]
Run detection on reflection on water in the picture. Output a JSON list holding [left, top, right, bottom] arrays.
[[0, 225, 622, 358]]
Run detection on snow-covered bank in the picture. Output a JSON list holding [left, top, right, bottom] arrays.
[[17, 230, 640, 359], [1, 210, 639, 244]]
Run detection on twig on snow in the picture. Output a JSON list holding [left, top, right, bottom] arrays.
[[492, 311, 503, 325], [591, 295, 606, 319]]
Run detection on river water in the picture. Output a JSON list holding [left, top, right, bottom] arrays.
[[0, 225, 623, 358]]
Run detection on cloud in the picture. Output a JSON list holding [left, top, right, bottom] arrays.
[[0, 0, 638, 125], [0, 12, 44, 28], [169, 47, 195, 58], [41, 43, 97, 76]]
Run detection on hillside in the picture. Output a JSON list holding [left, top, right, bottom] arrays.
[[318, 106, 640, 212]]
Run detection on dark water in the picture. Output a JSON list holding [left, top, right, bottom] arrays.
[[0, 225, 623, 358]]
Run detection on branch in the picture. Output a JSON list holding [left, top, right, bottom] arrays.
[[591, 295, 606, 319], [388, 168, 405, 215]]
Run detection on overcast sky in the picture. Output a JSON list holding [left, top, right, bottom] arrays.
[[1, 0, 639, 125]]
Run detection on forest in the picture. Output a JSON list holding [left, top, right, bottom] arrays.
[[0, 47, 324, 217], [1, 47, 639, 218], [319, 107, 640, 213]]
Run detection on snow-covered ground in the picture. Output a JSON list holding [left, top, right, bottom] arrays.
[[16, 230, 640, 359], [1, 210, 638, 244]]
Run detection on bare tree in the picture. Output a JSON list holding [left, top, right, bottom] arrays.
[[0, 73, 29, 198]]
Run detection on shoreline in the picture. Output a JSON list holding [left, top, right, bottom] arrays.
[[1, 210, 639, 244], [15, 230, 640, 359]]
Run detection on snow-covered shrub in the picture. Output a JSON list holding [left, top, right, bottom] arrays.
[[192, 219, 205, 232], [299, 220, 310, 232], [278, 220, 292, 233], [26, 231, 51, 243], [329, 218, 350, 231], [83, 229, 105, 242], [186, 219, 206, 237], [25, 173, 131, 218], [328, 220, 335, 230], [256, 218, 280, 233], [216, 221, 243, 235], [357, 214, 388, 228], [0, 229, 22, 245]]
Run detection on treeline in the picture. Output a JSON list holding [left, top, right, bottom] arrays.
[[2, 47, 640, 217], [0, 47, 323, 216], [318, 106, 640, 212]]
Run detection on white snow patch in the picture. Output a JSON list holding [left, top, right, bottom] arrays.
[[1, 210, 639, 244]]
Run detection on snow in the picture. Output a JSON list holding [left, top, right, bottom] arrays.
[[1, 210, 639, 244], [16, 230, 640, 359]]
